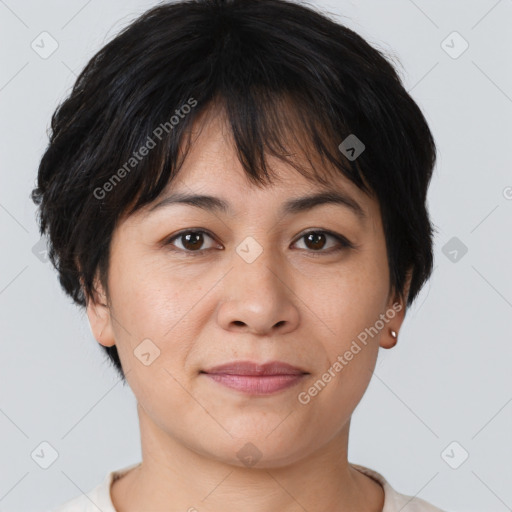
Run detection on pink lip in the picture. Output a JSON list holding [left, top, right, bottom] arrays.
[[201, 361, 309, 395]]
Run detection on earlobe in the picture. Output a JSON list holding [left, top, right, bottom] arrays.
[[380, 327, 398, 349], [380, 287, 404, 349], [380, 270, 412, 350], [83, 276, 116, 348], [379, 303, 403, 349]]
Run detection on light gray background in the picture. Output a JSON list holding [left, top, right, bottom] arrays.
[[1, 0, 511, 511]]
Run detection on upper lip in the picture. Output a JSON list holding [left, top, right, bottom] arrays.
[[202, 361, 309, 376]]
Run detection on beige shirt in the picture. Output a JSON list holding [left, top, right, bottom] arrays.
[[50, 462, 446, 511]]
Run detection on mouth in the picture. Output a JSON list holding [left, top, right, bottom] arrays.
[[200, 361, 309, 395]]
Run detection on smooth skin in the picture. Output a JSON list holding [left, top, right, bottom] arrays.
[[86, 106, 411, 512]]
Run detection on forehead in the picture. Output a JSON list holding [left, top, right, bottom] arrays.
[[121, 101, 381, 233], [163, 105, 369, 203]]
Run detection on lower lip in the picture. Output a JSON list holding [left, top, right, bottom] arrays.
[[203, 373, 307, 394]]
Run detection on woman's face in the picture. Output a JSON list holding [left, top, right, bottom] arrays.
[[87, 110, 408, 468]]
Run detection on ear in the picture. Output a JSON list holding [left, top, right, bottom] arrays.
[[380, 269, 412, 350], [82, 274, 116, 348]]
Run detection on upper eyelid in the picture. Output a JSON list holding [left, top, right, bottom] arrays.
[[166, 228, 352, 250], [167, 229, 218, 248]]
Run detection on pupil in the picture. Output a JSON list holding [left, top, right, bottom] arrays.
[[307, 232, 325, 250], [180, 232, 327, 251], [184, 232, 202, 250]]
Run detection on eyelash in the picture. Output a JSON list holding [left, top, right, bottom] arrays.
[[163, 229, 355, 257]]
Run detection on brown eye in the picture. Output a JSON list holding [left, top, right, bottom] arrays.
[[293, 230, 353, 254], [304, 232, 327, 250], [180, 232, 205, 251], [164, 228, 353, 257], [165, 230, 218, 254]]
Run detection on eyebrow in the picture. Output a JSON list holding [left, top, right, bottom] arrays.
[[147, 190, 367, 221]]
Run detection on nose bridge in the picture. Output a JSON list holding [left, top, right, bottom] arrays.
[[215, 231, 299, 334], [233, 233, 284, 297]]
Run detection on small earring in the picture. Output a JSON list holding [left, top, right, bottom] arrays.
[[390, 329, 397, 339]]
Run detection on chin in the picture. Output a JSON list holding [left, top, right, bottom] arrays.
[[195, 431, 314, 469]]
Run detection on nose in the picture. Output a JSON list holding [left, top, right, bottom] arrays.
[[216, 243, 300, 336]]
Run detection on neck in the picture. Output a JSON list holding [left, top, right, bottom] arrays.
[[111, 404, 384, 512]]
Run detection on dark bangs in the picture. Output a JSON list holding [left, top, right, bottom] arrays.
[[32, 0, 436, 380]]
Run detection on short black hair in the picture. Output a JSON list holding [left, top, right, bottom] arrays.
[[31, 0, 437, 382]]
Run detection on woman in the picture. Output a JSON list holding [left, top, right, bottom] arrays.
[[33, 0, 445, 510]]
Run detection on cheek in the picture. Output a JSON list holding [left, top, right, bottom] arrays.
[[305, 244, 389, 394], [314, 256, 389, 339], [107, 253, 197, 375], [300, 270, 386, 426], [109, 243, 185, 329]]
